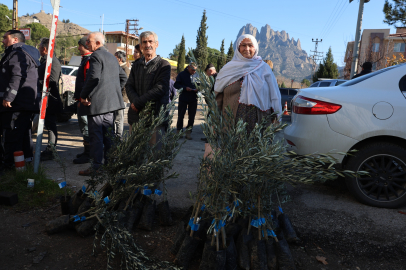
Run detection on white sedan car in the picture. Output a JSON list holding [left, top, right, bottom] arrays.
[[284, 63, 406, 208]]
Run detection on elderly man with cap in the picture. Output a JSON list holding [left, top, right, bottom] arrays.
[[72, 36, 93, 164], [78, 32, 127, 176], [175, 62, 198, 140]]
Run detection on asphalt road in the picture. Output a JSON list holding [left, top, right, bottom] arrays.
[[35, 105, 406, 265]]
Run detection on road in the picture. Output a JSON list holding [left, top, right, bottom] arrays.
[[35, 103, 406, 268]]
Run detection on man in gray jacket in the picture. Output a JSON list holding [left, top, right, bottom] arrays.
[[79, 32, 127, 176]]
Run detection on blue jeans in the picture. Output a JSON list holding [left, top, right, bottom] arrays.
[[88, 112, 114, 169]]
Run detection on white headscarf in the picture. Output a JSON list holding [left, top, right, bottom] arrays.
[[214, 34, 282, 115]]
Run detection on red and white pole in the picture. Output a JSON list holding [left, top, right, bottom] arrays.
[[14, 151, 25, 171], [33, 0, 60, 173]]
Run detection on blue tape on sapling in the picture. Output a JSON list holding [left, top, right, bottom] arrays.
[[191, 224, 200, 231], [154, 189, 162, 196], [73, 215, 80, 222], [104, 196, 111, 204], [225, 206, 231, 212], [233, 201, 239, 207], [143, 189, 152, 196], [80, 216, 86, 221], [82, 185, 86, 193], [189, 218, 195, 227], [278, 206, 283, 213], [201, 205, 205, 211], [58, 181, 66, 188]]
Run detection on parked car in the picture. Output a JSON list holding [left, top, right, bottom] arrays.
[[58, 65, 79, 122], [280, 88, 298, 111], [284, 63, 406, 208], [309, 79, 347, 88]]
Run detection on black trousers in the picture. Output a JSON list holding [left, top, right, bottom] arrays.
[[176, 100, 197, 132], [44, 113, 58, 151], [88, 112, 114, 169], [1, 111, 33, 166]]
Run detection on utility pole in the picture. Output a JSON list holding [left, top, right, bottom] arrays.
[[311, 38, 323, 80], [349, 0, 370, 78], [124, 19, 143, 67], [12, 0, 18, 30]]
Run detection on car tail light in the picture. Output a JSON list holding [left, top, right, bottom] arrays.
[[292, 95, 342, 115], [286, 140, 296, 146]]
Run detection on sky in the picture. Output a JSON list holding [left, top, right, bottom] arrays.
[[4, 0, 398, 66]]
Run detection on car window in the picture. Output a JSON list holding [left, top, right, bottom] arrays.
[[341, 64, 404, 86], [71, 69, 78, 76], [288, 89, 298, 96], [310, 82, 319, 87], [399, 75, 406, 92], [61, 67, 73, 75], [336, 80, 347, 86], [279, 89, 288, 95], [319, 82, 331, 87]]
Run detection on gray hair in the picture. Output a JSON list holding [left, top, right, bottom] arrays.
[[89, 31, 105, 45], [115, 51, 126, 63], [39, 37, 49, 50], [140, 31, 158, 43]]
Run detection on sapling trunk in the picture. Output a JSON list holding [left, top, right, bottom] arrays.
[[247, 216, 252, 235], [190, 202, 201, 237], [258, 195, 261, 240]]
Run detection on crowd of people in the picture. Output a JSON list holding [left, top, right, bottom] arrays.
[[0, 29, 283, 175]]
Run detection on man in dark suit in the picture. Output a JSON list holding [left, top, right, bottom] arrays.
[[79, 32, 127, 176], [37, 37, 62, 161]]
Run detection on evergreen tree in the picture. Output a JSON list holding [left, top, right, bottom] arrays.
[[301, 78, 311, 87], [169, 43, 181, 61], [280, 81, 287, 88], [24, 23, 50, 47], [0, 4, 13, 54], [314, 47, 338, 81], [383, 0, 406, 26], [195, 10, 208, 69], [177, 35, 186, 74], [226, 41, 234, 63], [217, 39, 226, 70]]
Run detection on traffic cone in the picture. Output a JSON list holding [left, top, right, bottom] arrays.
[[14, 151, 25, 171], [283, 101, 290, 115]]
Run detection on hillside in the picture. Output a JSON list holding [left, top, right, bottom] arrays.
[[20, 11, 90, 36], [236, 23, 313, 81]]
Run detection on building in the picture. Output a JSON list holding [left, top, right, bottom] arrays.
[[344, 27, 406, 79], [105, 31, 139, 59]]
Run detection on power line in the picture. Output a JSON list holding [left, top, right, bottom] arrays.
[[318, 0, 344, 37], [320, 0, 349, 39], [319, 0, 347, 38]]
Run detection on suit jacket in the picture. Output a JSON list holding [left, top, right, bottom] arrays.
[[80, 47, 127, 115]]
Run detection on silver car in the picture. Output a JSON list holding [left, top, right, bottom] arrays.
[[309, 79, 347, 88]]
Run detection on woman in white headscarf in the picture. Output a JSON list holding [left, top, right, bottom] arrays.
[[214, 34, 282, 133]]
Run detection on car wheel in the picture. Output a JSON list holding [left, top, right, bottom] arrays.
[[345, 142, 406, 208]]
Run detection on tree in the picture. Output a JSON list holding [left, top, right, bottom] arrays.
[[0, 4, 13, 54], [177, 35, 186, 74], [314, 47, 339, 81], [24, 23, 50, 47], [226, 41, 234, 63], [207, 47, 221, 68], [217, 39, 226, 70], [280, 81, 287, 88], [66, 19, 70, 23], [301, 79, 311, 87], [169, 43, 181, 61], [62, 19, 65, 23], [383, 0, 406, 26], [54, 34, 82, 62], [195, 10, 208, 69]]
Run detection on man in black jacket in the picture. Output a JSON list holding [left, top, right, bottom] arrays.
[[37, 38, 62, 161], [79, 32, 127, 176], [0, 30, 40, 169], [352, 62, 373, 79], [175, 63, 198, 140], [125, 31, 171, 146], [73, 36, 92, 164]]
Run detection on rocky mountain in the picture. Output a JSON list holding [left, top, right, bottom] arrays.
[[20, 11, 90, 36], [236, 23, 313, 80]]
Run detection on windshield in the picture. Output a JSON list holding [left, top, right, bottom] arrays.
[[61, 67, 73, 75], [340, 64, 405, 87]]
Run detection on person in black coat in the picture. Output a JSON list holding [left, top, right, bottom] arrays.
[[352, 62, 373, 79], [72, 36, 92, 164], [37, 38, 62, 161], [175, 63, 198, 140], [0, 30, 40, 169], [79, 32, 127, 176]]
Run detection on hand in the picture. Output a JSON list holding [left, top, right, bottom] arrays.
[[131, 103, 138, 112], [2, 100, 11, 108], [186, 87, 192, 92], [77, 102, 80, 108], [81, 98, 91, 106]]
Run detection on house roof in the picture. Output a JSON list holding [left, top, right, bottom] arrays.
[[389, 33, 406, 38], [105, 31, 138, 39]]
